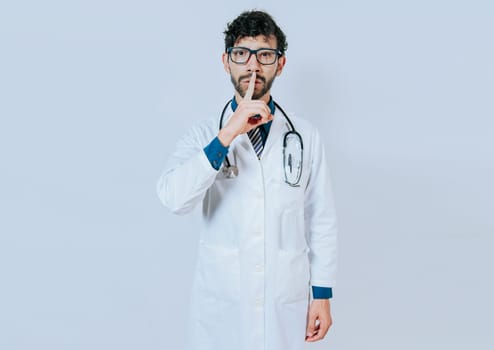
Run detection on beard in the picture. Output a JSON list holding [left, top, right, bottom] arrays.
[[231, 72, 276, 100]]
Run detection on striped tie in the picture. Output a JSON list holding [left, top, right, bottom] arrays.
[[247, 127, 264, 158]]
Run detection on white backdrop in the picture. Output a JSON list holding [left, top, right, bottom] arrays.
[[1, 0, 493, 349]]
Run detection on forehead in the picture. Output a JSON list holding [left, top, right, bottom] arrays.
[[234, 35, 277, 48]]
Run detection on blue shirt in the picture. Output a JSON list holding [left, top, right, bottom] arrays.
[[203, 97, 333, 299]]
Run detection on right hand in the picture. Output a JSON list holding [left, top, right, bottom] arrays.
[[218, 71, 273, 146]]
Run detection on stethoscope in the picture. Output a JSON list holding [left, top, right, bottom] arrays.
[[219, 99, 304, 187]]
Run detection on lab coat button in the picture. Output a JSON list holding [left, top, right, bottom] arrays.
[[255, 298, 263, 307], [255, 264, 262, 272]]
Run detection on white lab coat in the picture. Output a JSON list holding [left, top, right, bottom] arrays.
[[156, 104, 338, 350]]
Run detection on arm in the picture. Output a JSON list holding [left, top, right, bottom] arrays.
[[156, 74, 272, 215], [304, 127, 338, 342], [156, 124, 220, 215]]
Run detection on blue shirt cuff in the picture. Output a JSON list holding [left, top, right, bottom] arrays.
[[312, 286, 333, 299], [203, 136, 229, 170]]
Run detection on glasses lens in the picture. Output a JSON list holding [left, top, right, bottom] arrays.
[[230, 48, 250, 63], [257, 49, 277, 65]]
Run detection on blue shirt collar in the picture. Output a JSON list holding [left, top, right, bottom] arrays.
[[231, 96, 276, 115]]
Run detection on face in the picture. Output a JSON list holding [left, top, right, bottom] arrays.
[[222, 35, 286, 101]]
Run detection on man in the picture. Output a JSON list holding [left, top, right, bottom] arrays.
[[156, 10, 338, 350]]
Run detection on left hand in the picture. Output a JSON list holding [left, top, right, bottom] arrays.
[[305, 299, 333, 342]]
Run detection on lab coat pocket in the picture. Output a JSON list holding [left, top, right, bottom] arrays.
[[276, 248, 310, 304], [280, 208, 308, 251], [196, 241, 241, 303]]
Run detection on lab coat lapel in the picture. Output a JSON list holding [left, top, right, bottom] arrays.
[[261, 107, 287, 158]]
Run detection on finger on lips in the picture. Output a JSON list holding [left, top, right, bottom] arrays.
[[244, 71, 256, 101], [241, 71, 273, 126], [244, 71, 263, 124]]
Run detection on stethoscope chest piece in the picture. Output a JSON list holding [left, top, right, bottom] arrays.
[[283, 130, 303, 187], [221, 165, 239, 179]]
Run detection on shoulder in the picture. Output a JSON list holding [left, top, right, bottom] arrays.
[[284, 113, 321, 141]]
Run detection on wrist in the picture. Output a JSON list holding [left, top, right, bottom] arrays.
[[312, 298, 330, 303], [218, 128, 236, 147]]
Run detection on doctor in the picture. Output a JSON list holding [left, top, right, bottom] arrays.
[[157, 10, 338, 350]]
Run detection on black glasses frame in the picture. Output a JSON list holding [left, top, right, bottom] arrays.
[[227, 46, 283, 65]]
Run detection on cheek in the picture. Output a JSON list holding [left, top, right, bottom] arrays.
[[229, 69, 242, 83], [267, 69, 279, 80]]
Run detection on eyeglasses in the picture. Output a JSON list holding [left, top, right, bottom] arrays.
[[227, 47, 282, 65]]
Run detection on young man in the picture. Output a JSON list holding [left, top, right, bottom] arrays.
[[157, 10, 338, 350]]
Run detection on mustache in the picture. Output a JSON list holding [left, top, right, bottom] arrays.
[[239, 74, 266, 84]]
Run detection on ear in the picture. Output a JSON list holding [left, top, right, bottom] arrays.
[[275, 55, 286, 76], [222, 52, 231, 74]]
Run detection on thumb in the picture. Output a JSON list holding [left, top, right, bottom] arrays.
[[306, 311, 317, 336]]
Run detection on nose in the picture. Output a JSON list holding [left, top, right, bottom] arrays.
[[246, 52, 261, 72]]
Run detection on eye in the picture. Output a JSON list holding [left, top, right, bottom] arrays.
[[232, 48, 247, 56], [259, 50, 275, 61]]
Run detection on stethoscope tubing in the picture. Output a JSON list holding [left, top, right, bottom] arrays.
[[219, 99, 301, 168]]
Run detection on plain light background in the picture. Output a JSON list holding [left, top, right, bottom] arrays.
[[1, 0, 493, 349]]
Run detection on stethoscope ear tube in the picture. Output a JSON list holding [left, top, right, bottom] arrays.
[[219, 100, 233, 169], [273, 101, 293, 129], [218, 100, 230, 130]]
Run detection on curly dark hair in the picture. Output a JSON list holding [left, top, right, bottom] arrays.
[[224, 10, 288, 55]]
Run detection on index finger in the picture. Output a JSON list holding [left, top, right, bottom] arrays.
[[243, 71, 256, 101]]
